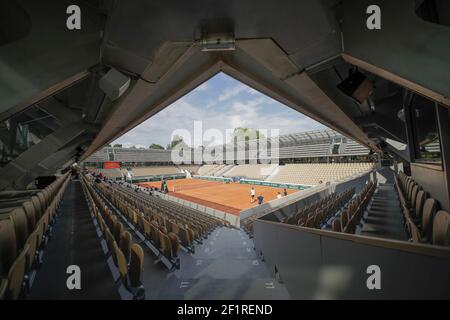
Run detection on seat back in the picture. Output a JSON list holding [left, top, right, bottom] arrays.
[[114, 241, 128, 282], [129, 244, 144, 287], [37, 193, 47, 211], [0, 219, 18, 277], [414, 190, 426, 220], [159, 231, 172, 258], [341, 211, 349, 229], [120, 231, 132, 263], [432, 210, 450, 246], [10, 207, 29, 251], [422, 198, 438, 239], [332, 219, 342, 232], [22, 202, 36, 232], [168, 232, 179, 258], [31, 196, 42, 220], [5, 244, 29, 300], [410, 185, 419, 208], [113, 221, 123, 243], [24, 226, 39, 271]]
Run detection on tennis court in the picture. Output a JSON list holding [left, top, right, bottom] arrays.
[[137, 178, 297, 215]]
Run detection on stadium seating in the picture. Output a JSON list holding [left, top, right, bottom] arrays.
[[197, 164, 225, 176], [80, 176, 145, 299], [268, 163, 375, 185], [130, 166, 181, 177], [224, 164, 278, 180], [242, 186, 357, 236], [177, 165, 200, 174], [395, 171, 450, 246], [0, 172, 70, 300], [90, 168, 123, 180], [288, 187, 355, 228], [325, 181, 376, 234], [82, 174, 228, 269]]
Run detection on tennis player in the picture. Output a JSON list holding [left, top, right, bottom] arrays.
[[250, 187, 256, 203]]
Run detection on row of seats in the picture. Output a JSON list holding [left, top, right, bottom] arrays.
[[330, 181, 376, 233], [129, 166, 181, 177], [223, 164, 277, 180], [395, 172, 450, 246], [81, 176, 145, 299], [89, 168, 123, 179], [286, 188, 355, 228], [241, 187, 355, 236], [177, 165, 201, 174], [97, 183, 181, 264], [267, 163, 375, 185], [0, 173, 70, 300], [106, 181, 228, 248], [197, 164, 225, 176]]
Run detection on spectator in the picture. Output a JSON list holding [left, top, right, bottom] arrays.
[[257, 194, 264, 205]]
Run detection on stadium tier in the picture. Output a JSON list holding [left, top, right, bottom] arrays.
[[83, 129, 371, 165], [223, 164, 278, 180], [267, 163, 375, 185], [129, 166, 181, 177]]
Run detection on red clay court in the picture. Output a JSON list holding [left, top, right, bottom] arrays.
[[137, 178, 297, 215]]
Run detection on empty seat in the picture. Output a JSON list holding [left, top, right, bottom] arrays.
[[0, 220, 18, 278], [120, 231, 132, 263], [432, 210, 450, 246], [422, 198, 438, 240], [332, 219, 342, 232], [10, 208, 29, 251], [129, 244, 144, 288], [414, 190, 426, 220], [1, 244, 29, 300], [341, 211, 349, 229]]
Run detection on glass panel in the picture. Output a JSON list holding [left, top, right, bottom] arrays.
[[411, 95, 442, 164], [0, 104, 61, 167]]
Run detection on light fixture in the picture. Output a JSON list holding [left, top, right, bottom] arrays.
[[201, 33, 235, 52]]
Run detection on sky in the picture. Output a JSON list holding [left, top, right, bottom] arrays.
[[112, 72, 326, 148]]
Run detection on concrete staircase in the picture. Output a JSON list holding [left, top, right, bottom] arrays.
[[358, 182, 408, 241]]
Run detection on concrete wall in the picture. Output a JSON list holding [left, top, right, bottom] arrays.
[[411, 163, 450, 211], [254, 220, 450, 299]]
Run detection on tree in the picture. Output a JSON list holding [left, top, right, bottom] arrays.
[[231, 127, 265, 142], [149, 143, 165, 150], [167, 135, 184, 150], [113, 144, 122, 148]]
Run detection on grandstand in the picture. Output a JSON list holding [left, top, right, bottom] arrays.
[[268, 163, 375, 185], [223, 164, 278, 180], [1, 0, 450, 302], [84, 129, 371, 166], [129, 166, 181, 177]]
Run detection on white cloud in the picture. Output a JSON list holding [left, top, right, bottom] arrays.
[[195, 82, 209, 91], [218, 83, 257, 102], [113, 76, 326, 148]]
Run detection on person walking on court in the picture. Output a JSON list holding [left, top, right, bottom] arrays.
[[257, 193, 264, 205], [283, 188, 288, 197], [277, 192, 282, 199], [250, 187, 256, 203]]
